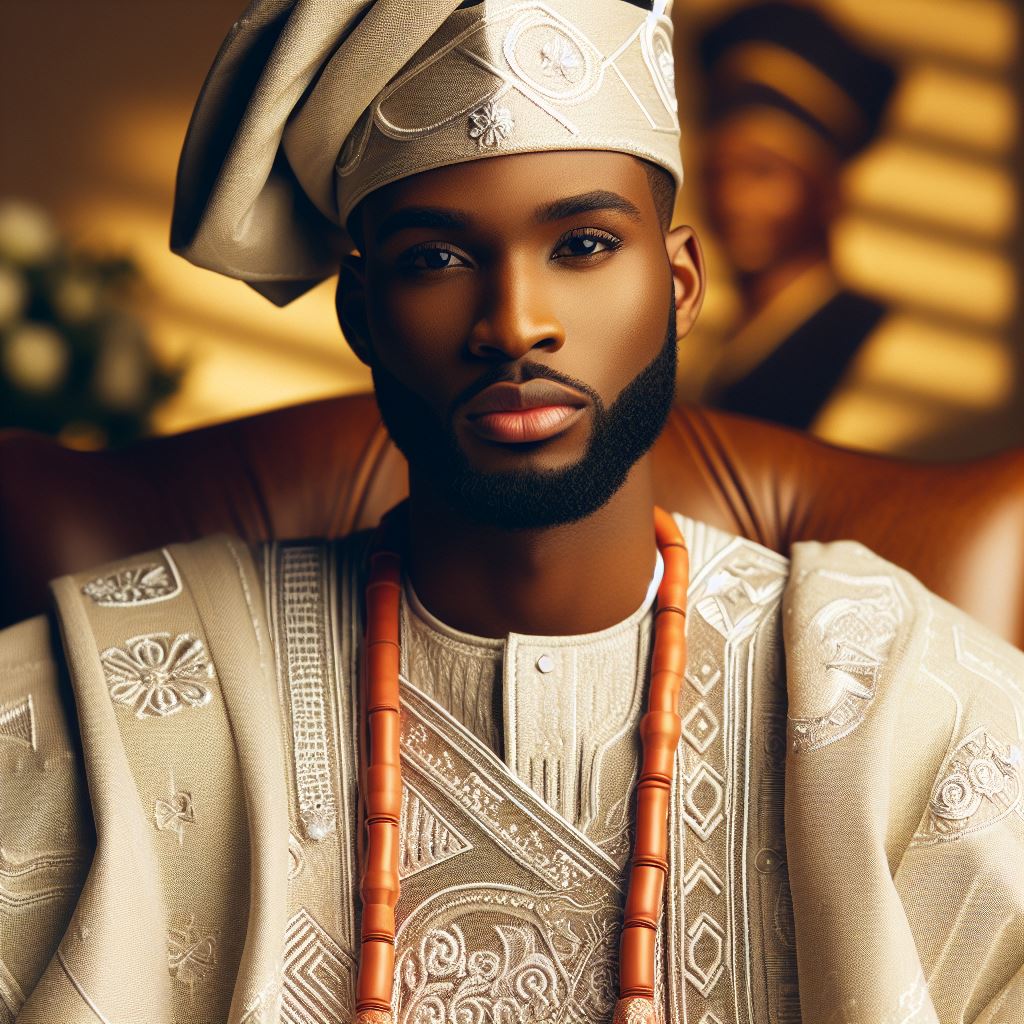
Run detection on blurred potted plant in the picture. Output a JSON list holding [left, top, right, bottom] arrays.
[[0, 198, 183, 448]]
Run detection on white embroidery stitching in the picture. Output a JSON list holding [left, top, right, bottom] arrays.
[[81, 549, 182, 606], [913, 726, 1021, 846], [468, 98, 514, 147], [399, 780, 473, 880], [283, 908, 356, 1024], [277, 546, 338, 842], [100, 633, 213, 719], [788, 574, 904, 752]]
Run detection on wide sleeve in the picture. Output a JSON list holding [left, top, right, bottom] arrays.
[[0, 614, 92, 1024], [782, 538, 1023, 1024]]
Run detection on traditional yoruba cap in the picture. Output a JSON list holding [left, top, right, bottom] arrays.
[[698, 2, 896, 160], [171, 0, 683, 305]]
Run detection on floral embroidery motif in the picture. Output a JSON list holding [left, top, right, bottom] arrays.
[[0, 695, 35, 750], [468, 100, 514, 148], [538, 30, 584, 83], [82, 550, 181, 606], [913, 727, 1021, 846], [101, 633, 214, 719], [167, 914, 219, 993], [154, 771, 195, 843]]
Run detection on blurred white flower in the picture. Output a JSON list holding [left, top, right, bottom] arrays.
[[94, 329, 148, 411], [54, 273, 101, 324], [0, 265, 27, 326], [0, 200, 59, 265], [1, 322, 70, 394]]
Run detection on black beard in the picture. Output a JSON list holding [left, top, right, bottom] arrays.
[[370, 295, 677, 530]]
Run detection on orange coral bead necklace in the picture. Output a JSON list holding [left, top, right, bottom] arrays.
[[355, 502, 689, 1024]]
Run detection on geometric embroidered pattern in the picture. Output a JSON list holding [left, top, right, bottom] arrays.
[[683, 858, 724, 898], [683, 760, 726, 842], [81, 549, 182, 606], [0, 695, 35, 750], [278, 546, 337, 843], [672, 536, 790, 1024], [100, 633, 214, 719], [681, 701, 720, 755], [283, 908, 356, 1024], [398, 781, 473, 880], [685, 912, 726, 998]]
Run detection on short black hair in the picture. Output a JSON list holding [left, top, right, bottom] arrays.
[[642, 159, 676, 231]]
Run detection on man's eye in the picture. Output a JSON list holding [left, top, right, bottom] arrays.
[[402, 246, 468, 272], [553, 230, 623, 260]]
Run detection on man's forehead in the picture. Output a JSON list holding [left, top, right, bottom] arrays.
[[364, 150, 652, 234]]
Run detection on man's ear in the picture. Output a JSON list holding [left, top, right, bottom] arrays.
[[665, 225, 706, 340], [336, 253, 373, 367]]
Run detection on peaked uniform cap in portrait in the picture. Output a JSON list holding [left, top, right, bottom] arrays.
[[171, 0, 684, 306], [699, 1, 896, 158]]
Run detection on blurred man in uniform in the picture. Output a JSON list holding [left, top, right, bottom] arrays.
[[693, 1, 895, 431]]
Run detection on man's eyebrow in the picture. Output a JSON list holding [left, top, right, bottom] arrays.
[[535, 190, 642, 224], [374, 207, 473, 245]]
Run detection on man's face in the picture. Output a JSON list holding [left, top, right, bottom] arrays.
[[703, 110, 839, 275], [348, 150, 679, 530]]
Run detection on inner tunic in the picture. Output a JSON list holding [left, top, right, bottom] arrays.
[[398, 549, 664, 865]]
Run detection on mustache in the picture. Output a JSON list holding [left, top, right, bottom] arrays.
[[450, 361, 604, 422]]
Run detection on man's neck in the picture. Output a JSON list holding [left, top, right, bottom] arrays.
[[403, 457, 659, 638]]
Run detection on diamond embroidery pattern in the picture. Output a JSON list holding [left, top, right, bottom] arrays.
[[682, 701, 720, 755]]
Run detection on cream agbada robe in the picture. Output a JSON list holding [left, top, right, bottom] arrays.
[[1, 513, 1022, 1024]]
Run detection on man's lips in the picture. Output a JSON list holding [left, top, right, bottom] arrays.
[[463, 380, 589, 445]]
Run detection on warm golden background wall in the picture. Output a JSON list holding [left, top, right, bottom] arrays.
[[1, 1, 1021, 458]]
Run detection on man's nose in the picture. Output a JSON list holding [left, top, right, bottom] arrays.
[[466, 261, 566, 360]]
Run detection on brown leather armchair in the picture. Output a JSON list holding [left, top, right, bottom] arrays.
[[2, 394, 1023, 646]]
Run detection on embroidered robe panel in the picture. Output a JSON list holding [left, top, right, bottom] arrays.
[[0, 516, 1021, 1023]]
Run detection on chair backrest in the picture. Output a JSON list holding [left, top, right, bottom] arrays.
[[3, 394, 1023, 645]]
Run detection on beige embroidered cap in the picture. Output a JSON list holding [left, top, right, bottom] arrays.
[[170, 0, 683, 305]]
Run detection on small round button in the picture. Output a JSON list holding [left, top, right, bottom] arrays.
[[536, 654, 555, 674], [754, 848, 782, 874]]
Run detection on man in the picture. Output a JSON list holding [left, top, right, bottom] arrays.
[[688, 2, 895, 432], [0, 2, 1021, 1023]]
